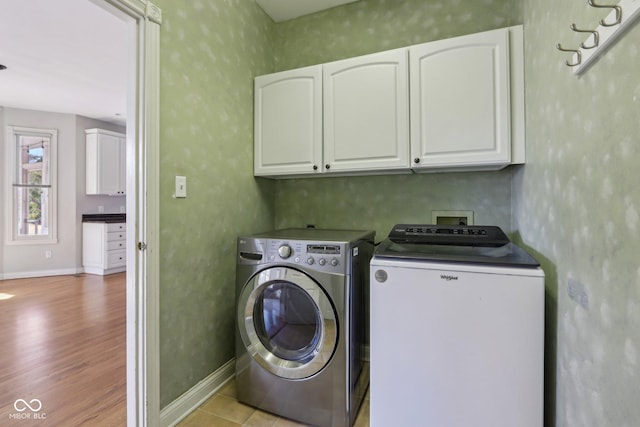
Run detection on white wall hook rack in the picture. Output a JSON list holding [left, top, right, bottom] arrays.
[[557, 0, 640, 75]]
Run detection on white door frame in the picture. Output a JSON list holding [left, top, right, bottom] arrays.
[[97, 0, 161, 425]]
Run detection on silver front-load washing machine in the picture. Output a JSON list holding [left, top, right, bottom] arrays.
[[235, 228, 374, 427]]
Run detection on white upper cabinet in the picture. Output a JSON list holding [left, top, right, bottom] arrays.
[[410, 27, 519, 171], [323, 48, 409, 173], [85, 128, 126, 195], [254, 65, 323, 177], [253, 25, 525, 178]]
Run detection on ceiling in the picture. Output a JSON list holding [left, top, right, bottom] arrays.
[[256, 0, 360, 22], [0, 0, 359, 127], [0, 0, 128, 126]]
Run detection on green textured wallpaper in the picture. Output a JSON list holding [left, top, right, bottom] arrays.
[[154, 0, 275, 407], [271, 0, 520, 240], [274, 172, 512, 239], [154, 0, 524, 411], [514, 0, 640, 425], [273, 0, 519, 71], [149, 0, 640, 422]]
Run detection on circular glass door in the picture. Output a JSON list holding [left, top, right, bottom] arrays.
[[238, 266, 338, 379]]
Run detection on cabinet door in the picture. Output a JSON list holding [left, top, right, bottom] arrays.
[[323, 48, 409, 173], [86, 129, 126, 195], [98, 133, 125, 195], [116, 136, 126, 194], [410, 28, 511, 170], [82, 223, 106, 268], [254, 65, 322, 176]]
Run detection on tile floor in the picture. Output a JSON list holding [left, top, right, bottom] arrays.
[[177, 379, 370, 427]]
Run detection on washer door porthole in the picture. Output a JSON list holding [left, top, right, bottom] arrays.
[[238, 267, 338, 379]]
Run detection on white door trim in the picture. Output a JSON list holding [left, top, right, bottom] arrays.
[[97, 0, 161, 425]]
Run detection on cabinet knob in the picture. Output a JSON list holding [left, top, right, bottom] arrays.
[[313, 165, 318, 170], [414, 158, 420, 164], [325, 164, 330, 170]]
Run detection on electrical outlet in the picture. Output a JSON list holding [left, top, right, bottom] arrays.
[[45, 251, 52, 259], [432, 210, 474, 225]]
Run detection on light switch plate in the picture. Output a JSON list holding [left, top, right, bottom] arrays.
[[175, 176, 187, 198]]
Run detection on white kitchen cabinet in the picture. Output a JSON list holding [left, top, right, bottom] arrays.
[[82, 222, 126, 275], [254, 65, 323, 177], [409, 26, 524, 171], [323, 48, 410, 173], [86, 128, 126, 195], [254, 25, 525, 177]]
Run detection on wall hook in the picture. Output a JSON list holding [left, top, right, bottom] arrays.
[[588, 0, 623, 26], [556, 43, 582, 66], [569, 24, 600, 48]]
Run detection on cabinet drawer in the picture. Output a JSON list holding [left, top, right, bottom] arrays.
[[108, 240, 126, 251], [107, 250, 126, 268], [107, 223, 126, 232], [107, 231, 126, 242]]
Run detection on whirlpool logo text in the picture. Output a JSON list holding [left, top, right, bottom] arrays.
[[440, 274, 459, 281], [9, 399, 46, 420]]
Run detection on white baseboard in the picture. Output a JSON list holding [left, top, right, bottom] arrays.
[[0, 267, 84, 281], [160, 358, 235, 427]]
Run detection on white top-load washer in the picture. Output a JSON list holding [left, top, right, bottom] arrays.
[[370, 224, 545, 427]]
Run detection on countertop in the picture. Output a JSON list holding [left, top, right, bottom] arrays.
[[82, 213, 126, 223]]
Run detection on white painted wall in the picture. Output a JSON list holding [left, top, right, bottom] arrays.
[[0, 107, 5, 277], [0, 107, 125, 279]]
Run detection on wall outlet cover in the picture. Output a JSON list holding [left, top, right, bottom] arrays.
[[431, 210, 474, 225]]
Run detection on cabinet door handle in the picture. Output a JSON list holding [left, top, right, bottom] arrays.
[[414, 158, 420, 164], [313, 165, 318, 170], [325, 164, 330, 170]]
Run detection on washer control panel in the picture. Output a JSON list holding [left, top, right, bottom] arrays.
[[266, 239, 348, 273], [389, 224, 509, 247]]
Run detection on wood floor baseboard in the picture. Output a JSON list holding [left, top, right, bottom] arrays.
[[0, 267, 84, 281], [159, 359, 236, 427]]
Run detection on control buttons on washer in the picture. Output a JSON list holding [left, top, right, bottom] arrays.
[[278, 244, 292, 259], [305, 257, 340, 267]]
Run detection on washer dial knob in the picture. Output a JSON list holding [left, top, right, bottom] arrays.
[[278, 244, 292, 259], [330, 258, 339, 267]]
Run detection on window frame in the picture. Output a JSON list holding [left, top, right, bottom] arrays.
[[4, 126, 58, 245]]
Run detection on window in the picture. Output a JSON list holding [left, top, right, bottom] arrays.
[[5, 126, 57, 244]]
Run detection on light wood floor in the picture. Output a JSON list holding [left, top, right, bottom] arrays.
[[0, 273, 126, 426]]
